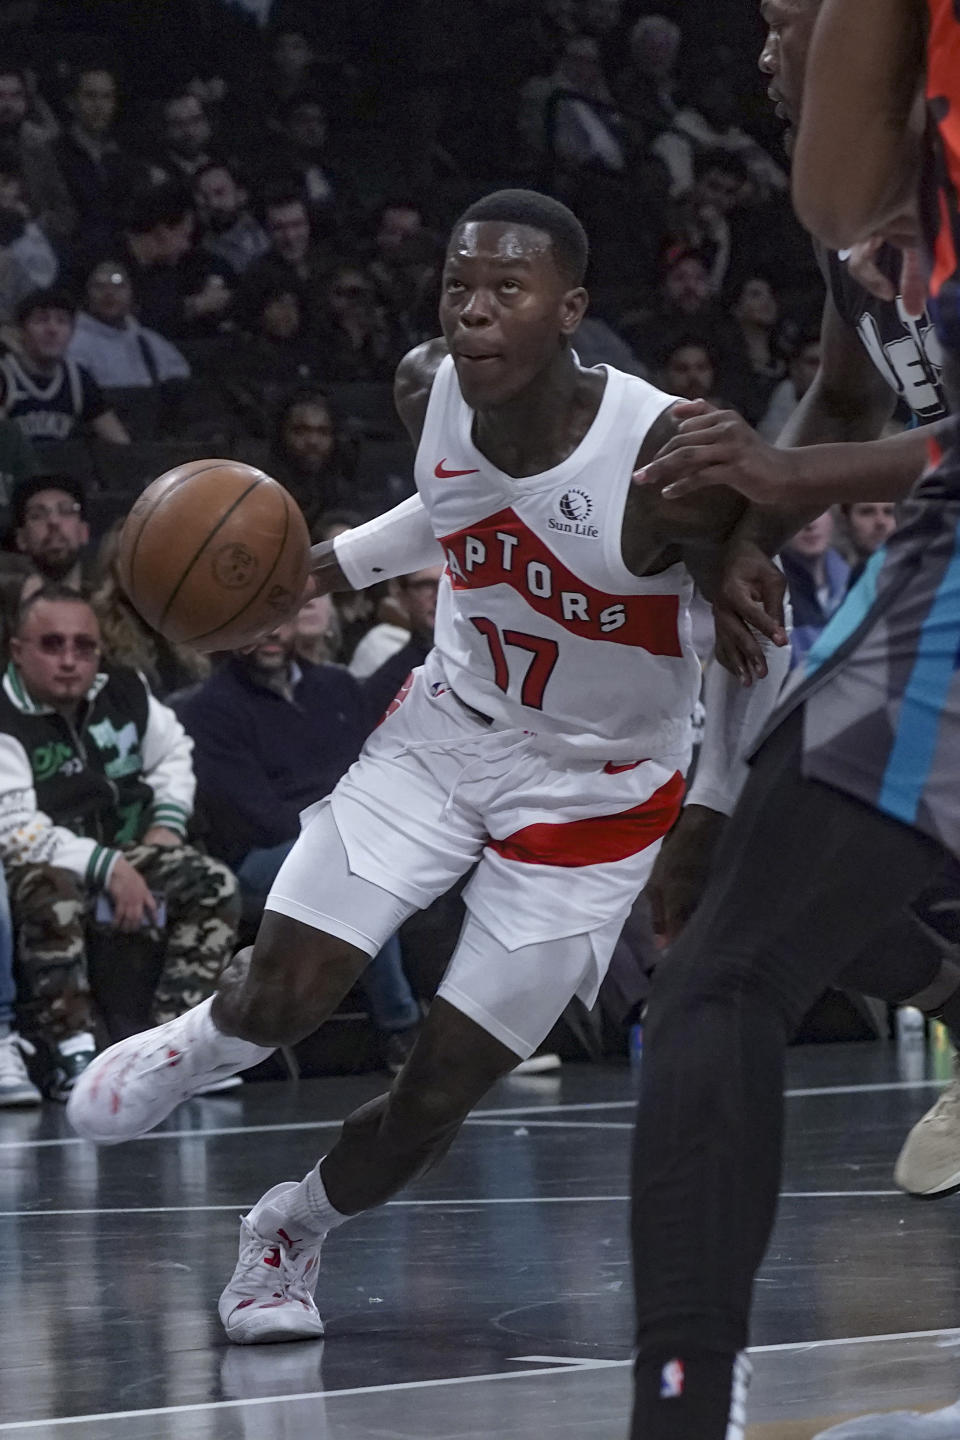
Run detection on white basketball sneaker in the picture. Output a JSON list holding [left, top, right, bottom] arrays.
[[219, 1183, 325, 1344], [814, 1401, 960, 1437], [66, 998, 271, 1144]]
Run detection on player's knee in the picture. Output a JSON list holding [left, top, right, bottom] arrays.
[[226, 921, 369, 1047]]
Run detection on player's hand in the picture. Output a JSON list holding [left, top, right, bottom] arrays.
[[140, 825, 182, 848], [713, 540, 789, 685], [105, 857, 158, 932], [634, 402, 801, 507], [647, 805, 727, 948]]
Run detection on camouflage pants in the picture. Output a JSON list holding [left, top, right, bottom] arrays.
[[8, 843, 240, 1043]]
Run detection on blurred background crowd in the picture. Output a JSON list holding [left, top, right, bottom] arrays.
[[0, 0, 896, 1104]]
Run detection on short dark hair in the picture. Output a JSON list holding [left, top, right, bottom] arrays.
[[657, 329, 719, 370], [452, 189, 589, 287], [15, 583, 93, 635], [124, 181, 192, 236], [193, 158, 238, 189], [12, 472, 87, 528], [262, 183, 308, 217], [16, 287, 77, 326]]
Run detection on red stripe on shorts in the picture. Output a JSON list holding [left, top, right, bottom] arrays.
[[486, 769, 684, 868]]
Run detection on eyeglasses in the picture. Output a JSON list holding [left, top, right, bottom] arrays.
[[25, 634, 100, 658], [23, 501, 82, 524]]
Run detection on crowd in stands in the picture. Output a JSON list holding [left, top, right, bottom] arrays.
[[0, 0, 903, 1104]]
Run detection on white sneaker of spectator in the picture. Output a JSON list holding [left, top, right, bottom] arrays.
[[0, 1029, 41, 1106]]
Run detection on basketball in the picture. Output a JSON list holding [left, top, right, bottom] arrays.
[[117, 459, 311, 652]]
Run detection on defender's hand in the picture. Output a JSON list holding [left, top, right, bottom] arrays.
[[648, 805, 727, 948], [634, 402, 802, 508]]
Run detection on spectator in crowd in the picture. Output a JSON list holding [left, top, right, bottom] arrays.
[[0, 147, 58, 292], [220, 278, 317, 437], [11, 473, 92, 592], [621, 248, 736, 369], [271, 93, 339, 217], [727, 271, 785, 419], [651, 68, 788, 201], [674, 149, 756, 297], [269, 390, 355, 532], [68, 259, 190, 392], [841, 502, 898, 590], [90, 521, 210, 699], [759, 330, 821, 441], [351, 563, 442, 699], [519, 34, 627, 190], [154, 90, 215, 184], [0, 584, 240, 1098], [315, 262, 403, 383], [615, 15, 682, 141], [54, 66, 143, 247], [0, 416, 36, 513], [120, 183, 234, 339], [0, 68, 75, 242], [0, 289, 130, 445], [781, 512, 851, 666], [244, 187, 331, 332], [657, 333, 728, 407], [193, 161, 269, 277], [293, 592, 340, 666], [177, 618, 422, 1072], [263, 24, 323, 121], [0, 860, 40, 1106]]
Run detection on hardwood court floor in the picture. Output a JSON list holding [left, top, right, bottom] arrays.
[[2, 1040, 960, 1438]]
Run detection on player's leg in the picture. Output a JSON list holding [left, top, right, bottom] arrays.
[[218, 908, 611, 1342], [630, 707, 946, 1440]]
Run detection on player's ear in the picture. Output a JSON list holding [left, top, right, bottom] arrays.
[[559, 286, 588, 337]]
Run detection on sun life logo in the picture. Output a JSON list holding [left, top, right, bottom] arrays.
[[558, 489, 593, 522]]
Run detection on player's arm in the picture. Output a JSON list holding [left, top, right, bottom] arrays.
[[306, 339, 449, 598], [792, 0, 925, 249]]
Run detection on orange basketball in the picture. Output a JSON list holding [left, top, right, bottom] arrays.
[[117, 459, 311, 653]]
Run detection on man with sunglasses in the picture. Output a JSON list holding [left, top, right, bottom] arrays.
[[0, 584, 240, 1099]]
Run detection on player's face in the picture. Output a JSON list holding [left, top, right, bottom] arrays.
[[21, 307, 74, 364], [10, 599, 101, 706], [440, 222, 586, 409], [759, 0, 819, 136], [847, 502, 897, 556], [16, 488, 89, 575]]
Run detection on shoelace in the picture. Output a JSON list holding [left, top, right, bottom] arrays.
[[233, 1220, 319, 1305], [0, 1033, 35, 1084]]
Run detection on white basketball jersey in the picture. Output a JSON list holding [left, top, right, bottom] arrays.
[[415, 356, 701, 764]]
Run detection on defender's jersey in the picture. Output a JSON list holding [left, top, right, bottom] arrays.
[[824, 245, 946, 423], [924, 0, 960, 359], [415, 356, 699, 764]]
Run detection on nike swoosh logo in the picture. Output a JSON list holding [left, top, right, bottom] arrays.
[[435, 460, 480, 478], [603, 760, 643, 774]]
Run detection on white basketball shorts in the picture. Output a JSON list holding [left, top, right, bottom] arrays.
[[266, 651, 685, 1054]]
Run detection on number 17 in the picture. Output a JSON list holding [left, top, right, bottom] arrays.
[[470, 617, 559, 710]]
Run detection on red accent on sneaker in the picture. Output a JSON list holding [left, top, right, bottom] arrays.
[[166, 1048, 181, 1067], [277, 1227, 303, 1248], [235, 1298, 256, 1310], [263, 1246, 281, 1268]]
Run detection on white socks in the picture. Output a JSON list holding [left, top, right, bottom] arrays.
[[258, 1160, 349, 1245], [195, 997, 273, 1070]]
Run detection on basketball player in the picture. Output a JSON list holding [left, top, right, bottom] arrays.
[[627, 3, 960, 1436], [641, 0, 960, 1206], [67, 188, 793, 1345]]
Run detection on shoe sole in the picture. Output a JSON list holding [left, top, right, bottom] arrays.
[[896, 1160, 960, 1199], [224, 1313, 325, 1345]]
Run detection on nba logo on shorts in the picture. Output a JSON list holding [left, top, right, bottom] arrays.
[[660, 1358, 685, 1399], [430, 681, 449, 697]]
